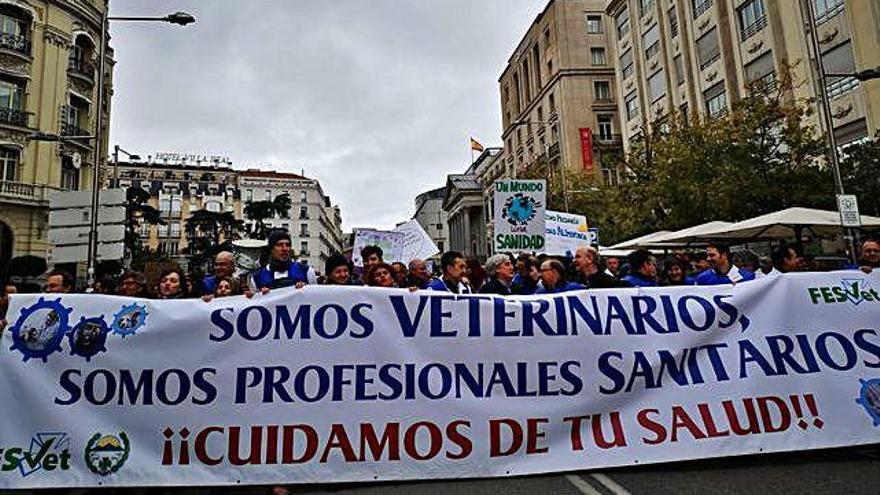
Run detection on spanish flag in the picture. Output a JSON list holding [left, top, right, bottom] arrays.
[[470, 138, 484, 152]]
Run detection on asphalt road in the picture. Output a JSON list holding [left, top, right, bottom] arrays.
[[4, 445, 879, 494]]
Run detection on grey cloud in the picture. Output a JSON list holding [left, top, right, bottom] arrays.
[[109, 0, 543, 229]]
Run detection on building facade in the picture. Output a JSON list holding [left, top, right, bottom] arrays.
[[499, 0, 624, 187], [442, 148, 501, 260], [112, 158, 241, 267], [605, 0, 879, 151], [0, 0, 112, 269], [412, 186, 448, 254], [239, 170, 344, 272]]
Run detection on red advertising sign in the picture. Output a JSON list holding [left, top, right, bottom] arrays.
[[579, 127, 593, 170]]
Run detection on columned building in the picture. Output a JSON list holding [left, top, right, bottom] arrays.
[[442, 148, 501, 260], [499, 0, 624, 187], [605, 0, 880, 151], [0, 0, 112, 270]]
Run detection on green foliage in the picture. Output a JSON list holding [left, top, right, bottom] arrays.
[[598, 71, 836, 244], [243, 193, 293, 239], [840, 138, 880, 217], [124, 186, 164, 260], [185, 209, 244, 271]]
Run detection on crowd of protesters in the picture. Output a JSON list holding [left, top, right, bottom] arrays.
[[1, 229, 879, 332]]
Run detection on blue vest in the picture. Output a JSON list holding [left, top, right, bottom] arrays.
[[202, 275, 218, 295], [535, 281, 586, 294], [623, 273, 659, 287], [252, 262, 310, 290], [695, 267, 756, 286]]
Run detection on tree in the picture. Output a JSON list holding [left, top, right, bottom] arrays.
[[243, 193, 292, 239], [840, 137, 880, 217], [185, 209, 244, 271], [124, 186, 164, 263], [603, 70, 833, 243]]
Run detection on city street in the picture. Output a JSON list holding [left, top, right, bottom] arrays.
[[200, 445, 880, 495]]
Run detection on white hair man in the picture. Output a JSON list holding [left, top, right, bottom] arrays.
[[479, 254, 515, 295]]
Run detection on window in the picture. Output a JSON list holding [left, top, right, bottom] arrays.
[[301, 241, 309, 255], [696, 28, 720, 69], [639, 0, 655, 16], [680, 102, 689, 120], [814, 0, 844, 24], [822, 41, 857, 98], [674, 55, 685, 85], [544, 28, 551, 46], [590, 47, 606, 66], [170, 222, 181, 238], [602, 166, 621, 187], [245, 189, 253, 201], [170, 197, 182, 214], [159, 223, 170, 237], [548, 92, 556, 111], [437, 223, 443, 230], [669, 6, 679, 37], [643, 24, 660, 59], [532, 44, 541, 90], [206, 201, 221, 213], [265, 189, 271, 199], [546, 59, 553, 77], [620, 49, 634, 79], [598, 116, 613, 140], [594, 80, 612, 101], [744, 51, 776, 92], [61, 161, 79, 190], [0, 80, 22, 110], [300, 223, 309, 236], [300, 190, 307, 202], [0, 10, 27, 53], [625, 91, 639, 120], [139, 222, 150, 237], [692, 0, 713, 18], [616, 8, 630, 39], [0, 148, 17, 181], [159, 198, 171, 214], [738, 0, 766, 40], [648, 70, 666, 102], [299, 206, 308, 219], [586, 14, 603, 33], [704, 82, 727, 118]]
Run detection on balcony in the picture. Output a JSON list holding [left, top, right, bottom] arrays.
[[595, 133, 623, 146], [61, 121, 90, 138], [67, 59, 96, 85], [0, 180, 57, 206], [0, 32, 30, 58], [0, 107, 30, 128], [740, 16, 767, 41]]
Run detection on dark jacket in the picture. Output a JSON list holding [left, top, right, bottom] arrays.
[[479, 277, 512, 296], [573, 270, 633, 289]]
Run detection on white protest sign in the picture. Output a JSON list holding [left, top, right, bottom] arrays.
[[351, 229, 405, 266], [493, 179, 546, 252], [544, 210, 590, 256], [393, 220, 439, 262]]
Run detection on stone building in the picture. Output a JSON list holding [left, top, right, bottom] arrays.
[[412, 186, 448, 254], [604, 0, 880, 151], [442, 148, 502, 260], [0, 0, 112, 269]]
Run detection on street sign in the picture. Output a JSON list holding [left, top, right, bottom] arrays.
[[48, 243, 124, 264], [48, 224, 125, 246], [48, 206, 126, 228], [837, 194, 861, 228], [49, 188, 125, 209]]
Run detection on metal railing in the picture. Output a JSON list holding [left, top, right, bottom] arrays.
[[740, 15, 767, 41], [0, 32, 30, 56], [693, 0, 713, 19], [68, 59, 96, 81], [0, 107, 30, 127], [61, 121, 89, 137], [596, 133, 623, 145]]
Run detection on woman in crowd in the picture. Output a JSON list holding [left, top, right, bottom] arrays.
[[365, 263, 396, 288], [156, 267, 187, 299], [213, 276, 239, 298], [324, 254, 361, 286], [662, 257, 696, 286]]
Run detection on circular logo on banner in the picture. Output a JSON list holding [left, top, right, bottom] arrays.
[[9, 298, 72, 362], [111, 303, 148, 337], [502, 193, 541, 226], [84, 432, 131, 476], [856, 378, 880, 426], [68, 316, 110, 361]]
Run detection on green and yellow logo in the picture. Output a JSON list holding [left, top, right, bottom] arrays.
[[808, 278, 879, 305], [84, 432, 130, 476]]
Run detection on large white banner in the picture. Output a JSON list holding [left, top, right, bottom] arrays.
[[2, 272, 880, 488], [494, 179, 546, 252]]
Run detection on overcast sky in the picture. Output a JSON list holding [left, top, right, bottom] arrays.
[[108, 1, 543, 231]]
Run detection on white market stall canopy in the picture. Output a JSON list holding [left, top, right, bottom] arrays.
[[606, 230, 672, 250], [693, 207, 880, 240], [647, 221, 734, 244]]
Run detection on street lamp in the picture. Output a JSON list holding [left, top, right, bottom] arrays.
[[83, 8, 195, 290], [112, 145, 141, 187], [805, 3, 875, 264], [511, 119, 570, 212]]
